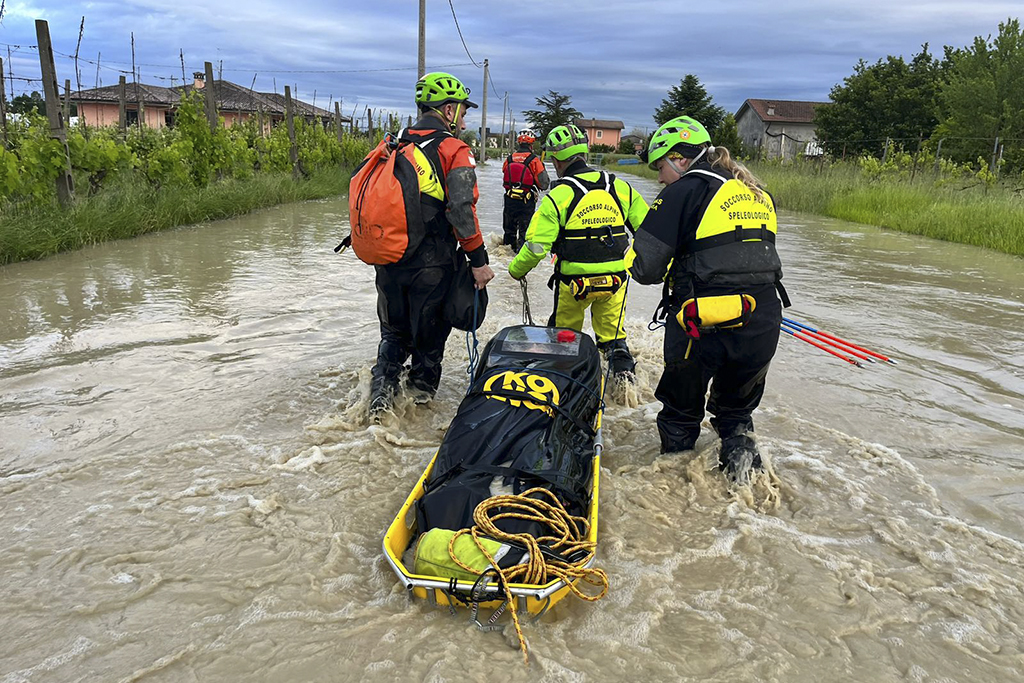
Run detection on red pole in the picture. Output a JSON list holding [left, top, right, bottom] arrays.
[[783, 317, 897, 365], [785, 325, 875, 363], [781, 327, 864, 368]]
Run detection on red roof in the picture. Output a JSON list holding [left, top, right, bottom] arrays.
[[736, 99, 827, 124]]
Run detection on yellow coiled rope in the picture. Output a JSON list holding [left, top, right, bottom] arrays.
[[447, 487, 609, 665]]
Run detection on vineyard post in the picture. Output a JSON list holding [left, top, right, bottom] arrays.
[[63, 79, 71, 124], [0, 57, 8, 149], [334, 101, 343, 143], [203, 61, 218, 132], [284, 85, 300, 180], [118, 75, 127, 137], [910, 135, 922, 182], [35, 19, 75, 207], [366, 107, 372, 135]]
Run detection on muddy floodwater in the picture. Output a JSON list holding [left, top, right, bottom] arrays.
[[2, 159, 1023, 682]]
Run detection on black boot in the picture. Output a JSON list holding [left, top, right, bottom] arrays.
[[601, 339, 636, 383], [719, 434, 762, 485], [406, 377, 436, 405], [368, 374, 399, 420]]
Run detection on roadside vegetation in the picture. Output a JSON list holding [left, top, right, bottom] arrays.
[[597, 18, 1024, 257], [0, 93, 375, 265], [603, 152, 1024, 256]]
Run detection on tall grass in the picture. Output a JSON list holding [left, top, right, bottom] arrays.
[[604, 159, 1024, 256], [0, 169, 351, 265]]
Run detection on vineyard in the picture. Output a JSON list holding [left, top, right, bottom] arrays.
[[0, 93, 377, 265]]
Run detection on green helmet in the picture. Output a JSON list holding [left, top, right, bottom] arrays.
[[414, 72, 479, 109], [643, 116, 711, 169], [543, 124, 588, 161]]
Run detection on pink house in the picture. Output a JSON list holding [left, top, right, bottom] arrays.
[[574, 117, 625, 148], [71, 73, 342, 130]]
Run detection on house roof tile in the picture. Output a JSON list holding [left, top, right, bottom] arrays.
[[736, 99, 828, 124], [72, 79, 344, 120], [574, 117, 625, 130]]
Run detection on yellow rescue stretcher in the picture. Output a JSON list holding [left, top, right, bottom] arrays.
[[382, 325, 605, 627]]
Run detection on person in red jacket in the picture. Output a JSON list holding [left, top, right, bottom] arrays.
[[368, 72, 494, 419], [501, 130, 550, 250]]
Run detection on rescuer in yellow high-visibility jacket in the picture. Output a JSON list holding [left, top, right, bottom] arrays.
[[508, 124, 649, 381]]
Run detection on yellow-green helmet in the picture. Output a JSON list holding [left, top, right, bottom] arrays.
[[543, 124, 588, 161], [642, 116, 711, 169], [414, 72, 479, 108]]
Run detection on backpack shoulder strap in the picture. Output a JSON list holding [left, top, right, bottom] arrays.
[[681, 168, 729, 184]]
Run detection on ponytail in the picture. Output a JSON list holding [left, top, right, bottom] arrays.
[[709, 146, 764, 199]]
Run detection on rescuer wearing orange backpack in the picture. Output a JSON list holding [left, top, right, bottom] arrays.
[[346, 72, 494, 419], [501, 130, 549, 250]]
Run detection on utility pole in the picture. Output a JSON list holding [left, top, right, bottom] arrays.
[[479, 59, 489, 164], [418, 0, 426, 79], [35, 20, 75, 207], [500, 92, 507, 153]]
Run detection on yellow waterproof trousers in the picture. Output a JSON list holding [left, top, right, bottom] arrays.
[[553, 281, 628, 344]]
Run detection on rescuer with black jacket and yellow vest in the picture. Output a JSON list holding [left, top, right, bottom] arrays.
[[360, 72, 494, 419], [508, 124, 649, 382], [501, 130, 550, 250], [628, 115, 788, 484]]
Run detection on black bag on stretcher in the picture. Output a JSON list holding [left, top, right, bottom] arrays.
[[381, 325, 606, 621], [416, 326, 602, 539]]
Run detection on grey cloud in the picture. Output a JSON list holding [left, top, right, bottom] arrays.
[[3, 0, 1018, 133]]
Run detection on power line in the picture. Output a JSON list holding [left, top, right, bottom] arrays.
[[488, 73, 504, 100], [447, 0, 481, 68], [54, 49, 476, 75], [442, 2, 504, 98]]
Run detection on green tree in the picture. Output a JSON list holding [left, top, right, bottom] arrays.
[[936, 19, 1024, 172], [713, 114, 746, 157], [523, 91, 582, 140], [653, 75, 725, 136], [11, 91, 45, 116], [814, 45, 941, 157]]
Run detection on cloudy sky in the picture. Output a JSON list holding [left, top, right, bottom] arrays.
[[1, 1, 1019, 133]]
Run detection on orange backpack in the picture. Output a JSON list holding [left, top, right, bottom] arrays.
[[341, 130, 446, 265]]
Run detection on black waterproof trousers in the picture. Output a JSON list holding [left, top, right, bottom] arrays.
[[372, 264, 454, 395], [655, 289, 782, 453], [502, 195, 536, 250]]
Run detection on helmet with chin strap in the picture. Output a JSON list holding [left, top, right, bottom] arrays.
[[414, 72, 479, 109], [641, 116, 711, 169], [543, 124, 589, 161]]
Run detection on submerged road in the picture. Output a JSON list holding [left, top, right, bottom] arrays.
[[1, 159, 1022, 681]]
